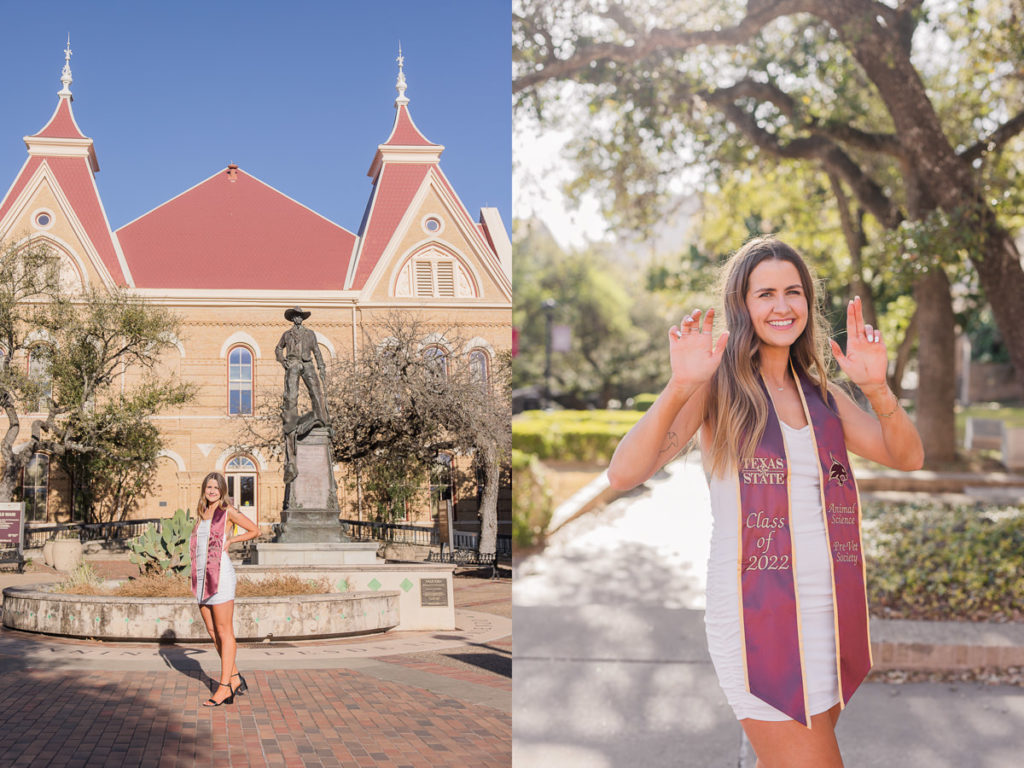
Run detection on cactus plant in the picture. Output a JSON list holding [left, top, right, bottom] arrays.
[[129, 508, 192, 576]]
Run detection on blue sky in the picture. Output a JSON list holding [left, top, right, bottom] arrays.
[[0, 1, 511, 232]]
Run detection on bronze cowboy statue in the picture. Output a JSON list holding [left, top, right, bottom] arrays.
[[275, 306, 329, 483]]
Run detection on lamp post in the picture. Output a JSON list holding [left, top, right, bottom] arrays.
[[542, 298, 557, 409]]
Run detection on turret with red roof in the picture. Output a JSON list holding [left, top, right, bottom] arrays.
[[0, 39, 130, 287]]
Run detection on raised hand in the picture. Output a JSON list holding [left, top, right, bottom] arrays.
[[668, 308, 730, 388], [829, 296, 888, 389]]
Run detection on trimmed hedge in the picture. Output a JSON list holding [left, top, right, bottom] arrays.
[[632, 393, 658, 411], [866, 503, 1024, 622], [511, 450, 553, 550], [511, 409, 644, 463]]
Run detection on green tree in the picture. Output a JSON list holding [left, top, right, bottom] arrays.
[[514, 219, 677, 405], [0, 240, 193, 511], [60, 388, 190, 523], [514, 0, 1024, 464]]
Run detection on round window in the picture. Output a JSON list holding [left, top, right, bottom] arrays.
[[424, 216, 442, 233], [35, 212, 52, 228]]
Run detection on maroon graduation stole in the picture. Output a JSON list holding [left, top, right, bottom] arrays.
[[190, 504, 228, 601], [737, 371, 871, 726]]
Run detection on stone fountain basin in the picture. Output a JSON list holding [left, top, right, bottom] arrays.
[[1, 585, 400, 642]]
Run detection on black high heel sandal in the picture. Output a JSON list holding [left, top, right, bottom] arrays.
[[203, 682, 235, 707], [231, 672, 248, 696]]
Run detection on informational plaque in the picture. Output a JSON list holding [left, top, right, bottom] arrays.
[[420, 578, 449, 607], [0, 503, 25, 553]]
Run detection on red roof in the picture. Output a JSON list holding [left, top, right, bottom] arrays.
[[32, 98, 88, 140], [0, 156, 43, 224], [349, 163, 431, 290], [0, 155, 126, 285], [46, 156, 127, 284], [116, 167, 356, 290], [383, 105, 440, 148]]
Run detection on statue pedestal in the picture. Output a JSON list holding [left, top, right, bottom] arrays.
[[254, 542, 379, 566], [278, 427, 347, 544]]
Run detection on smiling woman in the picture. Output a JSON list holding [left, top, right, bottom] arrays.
[[606, 235, 924, 767]]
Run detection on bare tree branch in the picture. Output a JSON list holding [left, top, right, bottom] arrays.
[[514, 0, 814, 93], [712, 79, 903, 157], [707, 93, 902, 227], [960, 108, 1024, 162], [809, 120, 902, 156]]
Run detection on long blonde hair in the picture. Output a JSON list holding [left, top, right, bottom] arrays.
[[195, 471, 229, 518], [702, 236, 831, 475]]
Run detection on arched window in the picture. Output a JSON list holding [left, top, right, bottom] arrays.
[[228, 346, 253, 415], [225, 455, 258, 526], [22, 452, 50, 522], [469, 349, 490, 385], [423, 345, 448, 377], [27, 346, 52, 412]]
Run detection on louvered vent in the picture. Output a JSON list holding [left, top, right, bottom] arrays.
[[436, 262, 455, 297], [415, 262, 434, 296]]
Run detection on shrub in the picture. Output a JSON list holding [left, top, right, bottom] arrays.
[[632, 393, 658, 411], [113, 573, 192, 597], [128, 508, 192, 576], [511, 410, 642, 462], [52, 561, 105, 593], [512, 450, 553, 550], [866, 503, 1024, 622], [236, 575, 331, 596], [54, 573, 333, 597]]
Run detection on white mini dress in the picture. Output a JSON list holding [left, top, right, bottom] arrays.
[[704, 421, 840, 721], [193, 518, 236, 606]]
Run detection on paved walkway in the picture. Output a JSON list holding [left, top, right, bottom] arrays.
[[0, 571, 510, 768], [513, 456, 1024, 768]]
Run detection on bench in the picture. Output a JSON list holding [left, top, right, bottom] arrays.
[[0, 547, 26, 573], [427, 547, 507, 578], [1003, 427, 1024, 472], [964, 417, 1005, 452]]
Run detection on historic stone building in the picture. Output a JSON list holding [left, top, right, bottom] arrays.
[[0, 49, 512, 535]]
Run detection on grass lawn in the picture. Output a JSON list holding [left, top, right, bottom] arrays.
[[955, 402, 1024, 436]]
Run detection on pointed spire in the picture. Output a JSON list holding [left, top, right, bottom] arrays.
[[395, 43, 409, 107], [58, 35, 73, 98]]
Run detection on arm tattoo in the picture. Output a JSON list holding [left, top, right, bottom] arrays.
[[658, 431, 680, 456]]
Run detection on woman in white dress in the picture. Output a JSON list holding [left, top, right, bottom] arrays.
[[191, 471, 259, 707], [607, 237, 923, 767]]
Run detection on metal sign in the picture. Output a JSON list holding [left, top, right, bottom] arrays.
[[419, 578, 449, 607], [0, 502, 25, 555]]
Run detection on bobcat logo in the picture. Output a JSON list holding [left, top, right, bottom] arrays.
[[828, 453, 849, 487]]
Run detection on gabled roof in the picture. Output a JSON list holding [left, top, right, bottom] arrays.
[[116, 167, 356, 290], [32, 97, 88, 140], [0, 154, 128, 286]]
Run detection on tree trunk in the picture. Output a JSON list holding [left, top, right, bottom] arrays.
[[826, 2, 1024, 395], [0, 394, 22, 503], [888, 309, 918, 399], [914, 269, 957, 467], [971, 230, 1024, 386], [828, 172, 876, 326], [477, 444, 499, 556]]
